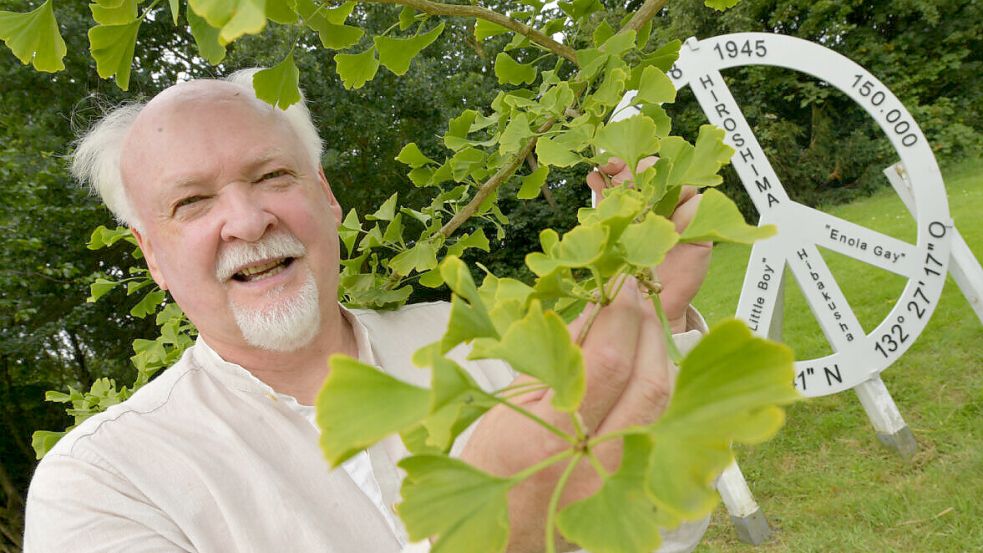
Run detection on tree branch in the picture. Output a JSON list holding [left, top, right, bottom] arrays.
[[440, 119, 555, 237], [361, 0, 577, 63], [623, 0, 669, 32]]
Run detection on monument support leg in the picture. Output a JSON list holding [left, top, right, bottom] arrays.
[[716, 462, 772, 545], [853, 375, 917, 460], [883, 162, 983, 325]]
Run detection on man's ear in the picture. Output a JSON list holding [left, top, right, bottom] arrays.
[[317, 166, 343, 224], [130, 227, 168, 291]]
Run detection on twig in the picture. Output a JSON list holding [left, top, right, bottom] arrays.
[[361, 0, 577, 62], [440, 118, 556, 237], [622, 0, 669, 33]]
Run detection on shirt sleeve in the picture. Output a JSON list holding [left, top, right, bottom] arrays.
[[24, 451, 191, 553]]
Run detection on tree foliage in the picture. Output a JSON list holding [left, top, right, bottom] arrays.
[[0, 0, 814, 550]]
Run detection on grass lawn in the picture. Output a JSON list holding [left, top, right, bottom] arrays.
[[692, 158, 983, 553]]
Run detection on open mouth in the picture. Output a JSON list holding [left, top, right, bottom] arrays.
[[231, 257, 295, 283]]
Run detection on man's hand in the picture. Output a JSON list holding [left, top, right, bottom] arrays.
[[460, 278, 671, 553], [587, 157, 712, 332]]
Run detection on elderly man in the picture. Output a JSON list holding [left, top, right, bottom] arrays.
[[24, 71, 711, 552]]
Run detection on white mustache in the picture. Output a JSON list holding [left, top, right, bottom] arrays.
[[215, 231, 306, 281]]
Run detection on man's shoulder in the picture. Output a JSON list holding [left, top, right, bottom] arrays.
[[349, 300, 450, 330], [44, 346, 202, 460]]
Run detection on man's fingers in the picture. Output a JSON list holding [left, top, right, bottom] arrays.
[[596, 298, 671, 434], [577, 278, 643, 432], [598, 158, 625, 175], [586, 170, 608, 195], [669, 191, 702, 234]]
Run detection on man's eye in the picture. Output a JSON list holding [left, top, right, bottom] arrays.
[[174, 195, 205, 212], [259, 169, 290, 181]]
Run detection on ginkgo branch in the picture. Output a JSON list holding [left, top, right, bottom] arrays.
[[361, 0, 577, 62], [440, 118, 556, 237], [623, 0, 670, 33]]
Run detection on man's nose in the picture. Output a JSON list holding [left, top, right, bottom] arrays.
[[218, 183, 277, 242]]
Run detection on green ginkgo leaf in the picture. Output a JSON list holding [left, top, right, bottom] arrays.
[[265, 0, 297, 24], [446, 228, 490, 257], [646, 319, 798, 519], [398, 455, 513, 553], [439, 256, 498, 352], [685, 124, 734, 186], [89, 0, 137, 25], [494, 52, 536, 85], [396, 143, 435, 168], [187, 8, 226, 64], [498, 112, 532, 156], [679, 188, 777, 244], [389, 240, 438, 275], [252, 52, 301, 109], [620, 212, 679, 266], [535, 136, 581, 168], [375, 22, 445, 76], [470, 300, 585, 411], [518, 165, 548, 199], [87, 278, 119, 303], [295, 0, 362, 50], [188, 0, 266, 44], [705, 0, 740, 10], [474, 18, 508, 41], [635, 65, 676, 105], [317, 355, 430, 466], [557, 434, 663, 553], [0, 0, 67, 72], [168, 0, 180, 24], [335, 47, 380, 90], [88, 20, 141, 90], [594, 115, 660, 178], [421, 357, 490, 449]]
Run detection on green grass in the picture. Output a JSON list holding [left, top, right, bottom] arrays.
[[692, 158, 983, 553]]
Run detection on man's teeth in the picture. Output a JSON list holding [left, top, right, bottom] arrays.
[[236, 259, 288, 281]]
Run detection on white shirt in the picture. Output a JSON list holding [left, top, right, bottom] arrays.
[[24, 302, 709, 552]]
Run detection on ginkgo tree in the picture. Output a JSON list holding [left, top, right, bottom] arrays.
[[3, 0, 802, 551]]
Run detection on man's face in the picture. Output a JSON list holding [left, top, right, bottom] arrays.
[[120, 82, 343, 353]]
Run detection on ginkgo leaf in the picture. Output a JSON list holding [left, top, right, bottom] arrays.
[[421, 357, 490, 449], [188, 0, 266, 44], [187, 8, 226, 64], [252, 52, 301, 109], [335, 46, 379, 89], [685, 125, 734, 187], [89, 0, 137, 25], [396, 143, 435, 168], [294, 0, 362, 50], [620, 212, 679, 266], [474, 18, 508, 41], [389, 240, 438, 275], [646, 319, 798, 519], [518, 165, 548, 199], [0, 0, 67, 72], [705, 0, 740, 10], [446, 228, 490, 257], [679, 188, 777, 244], [375, 22, 445, 76], [398, 455, 513, 553], [168, 0, 180, 24], [635, 65, 676, 105], [526, 223, 608, 276], [499, 113, 532, 156], [470, 300, 585, 411], [557, 434, 663, 553], [88, 20, 141, 90], [535, 136, 581, 168], [439, 256, 498, 352], [265, 0, 297, 24], [317, 355, 430, 466], [594, 115, 660, 178], [494, 52, 536, 85]]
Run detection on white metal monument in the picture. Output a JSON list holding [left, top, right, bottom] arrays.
[[611, 32, 962, 543]]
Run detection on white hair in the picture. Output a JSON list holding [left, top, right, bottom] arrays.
[[70, 69, 324, 229]]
